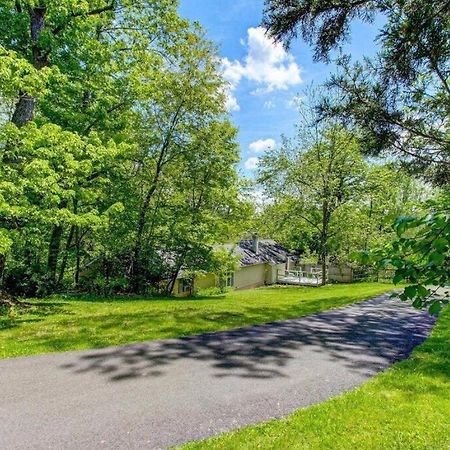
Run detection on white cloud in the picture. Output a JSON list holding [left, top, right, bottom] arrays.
[[224, 90, 240, 111], [249, 138, 276, 153], [244, 156, 260, 170], [221, 59, 242, 112], [222, 27, 302, 95], [264, 100, 276, 109], [246, 188, 271, 212], [286, 94, 304, 109], [222, 57, 245, 85]]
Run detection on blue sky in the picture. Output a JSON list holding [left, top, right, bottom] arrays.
[[179, 0, 383, 177]]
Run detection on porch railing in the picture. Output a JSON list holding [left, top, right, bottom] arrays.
[[277, 269, 323, 285]]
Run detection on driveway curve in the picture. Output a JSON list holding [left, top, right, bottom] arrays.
[[0, 294, 435, 449]]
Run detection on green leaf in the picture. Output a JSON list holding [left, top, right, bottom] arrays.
[[433, 237, 448, 252], [394, 216, 417, 237], [353, 251, 370, 264], [393, 273, 404, 285], [412, 298, 423, 308], [391, 259, 404, 268], [417, 285, 429, 298], [428, 301, 442, 315], [429, 252, 445, 265], [404, 285, 417, 299]]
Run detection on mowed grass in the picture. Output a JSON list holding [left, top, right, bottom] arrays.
[[182, 306, 450, 450], [0, 283, 392, 359]]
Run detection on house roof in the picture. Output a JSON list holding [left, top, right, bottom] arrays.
[[222, 239, 296, 267], [175, 239, 297, 279]]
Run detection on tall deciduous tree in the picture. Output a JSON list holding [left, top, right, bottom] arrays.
[[263, 0, 450, 309], [0, 2, 245, 297], [259, 125, 366, 283], [329, 165, 429, 262]]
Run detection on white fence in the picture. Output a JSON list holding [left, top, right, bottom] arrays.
[[277, 269, 322, 286], [278, 264, 354, 285]]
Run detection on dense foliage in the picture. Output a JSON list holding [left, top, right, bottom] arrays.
[[255, 91, 428, 282], [0, 1, 248, 297], [263, 1, 450, 181], [263, 0, 450, 310], [1, 1, 448, 307], [371, 194, 450, 313], [258, 123, 367, 282]]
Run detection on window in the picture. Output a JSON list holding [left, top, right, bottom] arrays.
[[225, 271, 234, 287], [218, 271, 234, 289], [226, 271, 234, 287]]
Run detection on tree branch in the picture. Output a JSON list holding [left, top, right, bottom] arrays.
[[52, 2, 116, 36]]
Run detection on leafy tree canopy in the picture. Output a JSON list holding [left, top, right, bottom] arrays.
[[263, 0, 450, 183], [0, 1, 248, 298], [263, 0, 450, 311]]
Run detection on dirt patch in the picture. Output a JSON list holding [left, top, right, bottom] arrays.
[[0, 290, 31, 309]]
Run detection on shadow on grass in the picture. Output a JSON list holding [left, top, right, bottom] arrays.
[[38, 294, 371, 352], [51, 293, 227, 303], [0, 302, 70, 331], [60, 295, 436, 383], [381, 334, 450, 387]]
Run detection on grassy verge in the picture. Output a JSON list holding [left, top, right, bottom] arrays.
[[0, 283, 392, 359], [182, 307, 450, 450]]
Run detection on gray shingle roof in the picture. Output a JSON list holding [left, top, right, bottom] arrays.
[[176, 239, 297, 278], [228, 239, 296, 267]]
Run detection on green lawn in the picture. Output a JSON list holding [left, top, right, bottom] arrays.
[[182, 307, 450, 450], [0, 283, 392, 359]]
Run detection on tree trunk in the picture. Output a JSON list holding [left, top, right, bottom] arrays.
[[74, 226, 81, 286], [11, 92, 36, 127], [103, 258, 113, 288], [165, 268, 181, 296], [11, 7, 47, 127], [47, 197, 69, 289], [363, 196, 373, 252], [320, 202, 330, 286], [320, 249, 327, 286], [0, 254, 5, 287], [130, 104, 184, 291], [131, 183, 158, 292], [164, 248, 189, 296], [57, 225, 75, 287], [47, 224, 64, 289]]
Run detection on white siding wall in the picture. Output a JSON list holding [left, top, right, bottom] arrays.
[[265, 263, 286, 284], [194, 273, 216, 290], [174, 261, 288, 296], [328, 265, 353, 283], [234, 263, 266, 290]]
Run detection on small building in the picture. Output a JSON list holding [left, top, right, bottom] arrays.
[[173, 236, 297, 296]]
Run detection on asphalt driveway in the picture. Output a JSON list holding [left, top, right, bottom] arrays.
[[0, 294, 435, 449]]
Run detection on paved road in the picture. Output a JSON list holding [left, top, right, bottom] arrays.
[[1, 294, 435, 449]]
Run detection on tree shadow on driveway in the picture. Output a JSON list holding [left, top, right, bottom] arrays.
[[60, 296, 435, 382]]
